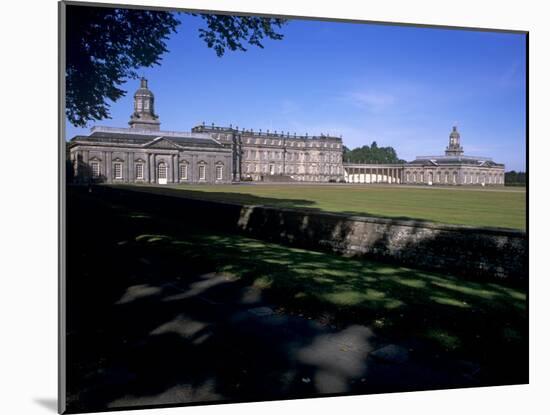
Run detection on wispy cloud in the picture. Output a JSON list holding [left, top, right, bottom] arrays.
[[498, 61, 523, 88], [347, 91, 396, 112]]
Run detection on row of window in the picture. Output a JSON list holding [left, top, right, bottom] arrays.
[[90, 161, 223, 181], [244, 163, 341, 175], [244, 150, 340, 163], [405, 171, 503, 184], [241, 137, 340, 149]]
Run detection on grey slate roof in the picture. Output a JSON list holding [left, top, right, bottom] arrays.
[[70, 131, 226, 149], [408, 156, 504, 167]]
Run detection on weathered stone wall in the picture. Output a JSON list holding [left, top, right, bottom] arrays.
[[94, 186, 527, 281], [235, 205, 526, 281]]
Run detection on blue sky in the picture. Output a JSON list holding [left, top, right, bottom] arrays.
[[66, 13, 527, 171]]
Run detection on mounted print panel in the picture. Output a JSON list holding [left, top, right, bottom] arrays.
[[59, 1, 528, 413]]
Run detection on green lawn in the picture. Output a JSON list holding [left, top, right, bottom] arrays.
[[67, 187, 528, 400], [72, 186, 526, 370], [126, 184, 526, 230]]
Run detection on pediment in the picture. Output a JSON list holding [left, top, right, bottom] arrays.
[[143, 137, 182, 150]]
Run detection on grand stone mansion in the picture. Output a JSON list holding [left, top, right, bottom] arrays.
[[68, 78, 504, 186]]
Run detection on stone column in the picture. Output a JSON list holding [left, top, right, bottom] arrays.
[[105, 152, 112, 183], [101, 151, 106, 179], [147, 153, 151, 183], [191, 154, 198, 182], [174, 153, 180, 183], [147, 154, 152, 183], [167, 155, 173, 183], [151, 154, 156, 183], [126, 152, 131, 183]]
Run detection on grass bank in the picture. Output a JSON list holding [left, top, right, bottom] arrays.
[[128, 184, 526, 230]]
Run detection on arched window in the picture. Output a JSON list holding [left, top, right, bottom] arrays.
[[91, 162, 100, 178], [114, 162, 123, 180], [135, 163, 144, 180], [198, 162, 206, 180], [216, 163, 224, 180], [179, 163, 188, 180], [158, 162, 167, 180]]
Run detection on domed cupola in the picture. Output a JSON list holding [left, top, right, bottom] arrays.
[[445, 125, 464, 156], [128, 77, 161, 131]]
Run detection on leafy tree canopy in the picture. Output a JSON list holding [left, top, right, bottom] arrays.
[[66, 5, 286, 127], [504, 170, 527, 186], [343, 141, 406, 164]]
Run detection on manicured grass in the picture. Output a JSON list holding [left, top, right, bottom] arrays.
[[127, 184, 526, 230], [70, 187, 526, 372], [134, 231, 526, 361]]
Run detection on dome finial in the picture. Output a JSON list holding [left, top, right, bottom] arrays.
[[140, 77, 148, 88]]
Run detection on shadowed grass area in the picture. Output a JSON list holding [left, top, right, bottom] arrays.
[[74, 187, 526, 368], [124, 183, 526, 230], [134, 231, 526, 359]]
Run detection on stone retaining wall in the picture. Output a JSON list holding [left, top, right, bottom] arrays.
[[96, 186, 527, 281], [236, 204, 526, 281]]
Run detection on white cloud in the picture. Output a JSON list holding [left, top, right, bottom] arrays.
[[347, 91, 396, 112]]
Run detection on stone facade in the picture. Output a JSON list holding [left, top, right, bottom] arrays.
[[68, 78, 346, 184], [344, 126, 505, 186], [192, 124, 344, 182], [69, 129, 233, 185], [68, 79, 504, 186], [68, 78, 233, 185]]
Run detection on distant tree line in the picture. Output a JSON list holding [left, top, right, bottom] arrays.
[[505, 171, 527, 186], [343, 141, 406, 164]]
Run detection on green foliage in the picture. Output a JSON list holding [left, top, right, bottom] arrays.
[[343, 141, 406, 164], [66, 6, 179, 127], [191, 13, 286, 57], [65, 5, 286, 127], [505, 171, 527, 186]]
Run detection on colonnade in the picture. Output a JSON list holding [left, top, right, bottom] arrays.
[[344, 166, 404, 184]]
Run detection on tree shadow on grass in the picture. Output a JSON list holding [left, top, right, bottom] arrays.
[[64, 186, 527, 412]]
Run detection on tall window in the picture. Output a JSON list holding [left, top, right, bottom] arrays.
[[158, 163, 167, 179], [445, 172, 449, 183], [114, 162, 122, 179], [144, 100, 149, 110], [91, 162, 100, 178], [179, 164, 188, 180], [216, 165, 223, 180], [135, 163, 144, 180], [199, 164, 206, 180]]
